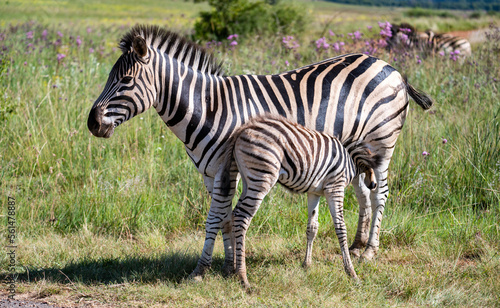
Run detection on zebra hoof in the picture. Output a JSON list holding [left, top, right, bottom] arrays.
[[349, 247, 362, 258], [221, 263, 236, 277], [187, 264, 209, 282], [188, 274, 203, 282], [360, 247, 377, 261], [241, 281, 253, 294]]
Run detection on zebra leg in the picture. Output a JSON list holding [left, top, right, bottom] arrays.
[[361, 167, 389, 261], [233, 178, 277, 290], [189, 174, 236, 281], [349, 173, 373, 258], [303, 194, 321, 268], [324, 186, 357, 279], [218, 171, 241, 276], [202, 176, 234, 274]]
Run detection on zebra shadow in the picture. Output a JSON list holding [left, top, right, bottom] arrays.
[[14, 251, 212, 285], [12, 250, 310, 285]]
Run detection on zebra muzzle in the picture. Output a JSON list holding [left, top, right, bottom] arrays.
[[87, 107, 114, 138]]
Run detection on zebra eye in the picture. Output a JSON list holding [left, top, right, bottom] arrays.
[[122, 76, 133, 83]]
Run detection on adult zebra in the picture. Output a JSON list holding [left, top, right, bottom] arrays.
[[389, 23, 472, 56], [87, 25, 433, 280]]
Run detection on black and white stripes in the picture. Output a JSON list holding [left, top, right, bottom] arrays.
[[389, 23, 472, 56], [87, 25, 433, 282], [216, 115, 380, 288]]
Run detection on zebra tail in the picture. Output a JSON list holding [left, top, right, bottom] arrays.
[[404, 76, 434, 110], [348, 141, 384, 171]]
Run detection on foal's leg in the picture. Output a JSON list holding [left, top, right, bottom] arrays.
[[303, 193, 320, 268], [324, 183, 357, 279], [233, 172, 279, 290]]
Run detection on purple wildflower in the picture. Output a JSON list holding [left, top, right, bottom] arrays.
[[230, 40, 238, 47], [377, 39, 388, 48], [329, 29, 335, 36], [416, 55, 422, 64], [57, 53, 66, 63], [442, 138, 448, 144], [76, 36, 82, 47], [450, 50, 460, 61], [285, 60, 289, 66], [332, 42, 340, 52], [227, 34, 239, 40], [26, 31, 34, 39], [89, 48, 94, 54], [367, 25, 373, 31], [353, 30, 362, 40], [400, 28, 412, 33], [282, 36, 300, 50], [422, 151, 429, 156], [378, 21, 392, 38], [315, 37, 329, 51], [42, 29, 48, 39], [57, 31, 63, 38], [439, 51, 445, 56]]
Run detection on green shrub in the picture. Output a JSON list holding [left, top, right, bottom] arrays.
[[405, 7, 456, 18], [193, 0, 308, 41], [469, 11, 482, 19]]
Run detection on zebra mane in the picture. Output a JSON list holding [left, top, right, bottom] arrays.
[[119, 25, 224, 76]]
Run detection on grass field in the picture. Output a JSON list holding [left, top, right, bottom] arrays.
[[1, 0, 499, 306]]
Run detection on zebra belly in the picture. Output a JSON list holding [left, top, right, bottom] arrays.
[[278, 168, 327, 195]]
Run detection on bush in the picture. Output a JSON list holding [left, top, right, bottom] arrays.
[[193, 0, 308, 41], [469, 11, 482, 19], [405, 7, 456, 18]]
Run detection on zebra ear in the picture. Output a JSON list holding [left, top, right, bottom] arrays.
[[132, 36, 148, 58]]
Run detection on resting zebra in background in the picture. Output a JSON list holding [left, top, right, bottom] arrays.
[[87, 25, 433, 281], [389, 23, 472, 56], [217, 114, 381, 289]]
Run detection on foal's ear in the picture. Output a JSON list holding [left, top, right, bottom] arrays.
[[132, 36, 148, 58]]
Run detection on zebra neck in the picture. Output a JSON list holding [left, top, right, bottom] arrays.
[[154, 56, 212, 145], [153, 57, 234, 176]]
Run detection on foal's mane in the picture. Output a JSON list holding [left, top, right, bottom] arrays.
[[119, 25, 224, 76]]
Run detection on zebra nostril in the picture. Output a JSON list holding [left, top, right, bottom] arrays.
[[87, 107, 105, 135]]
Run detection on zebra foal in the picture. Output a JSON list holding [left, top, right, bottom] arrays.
[[216, 115, 381, 289]]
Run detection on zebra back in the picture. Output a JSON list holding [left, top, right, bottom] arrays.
[[219, 115, 383, 196]]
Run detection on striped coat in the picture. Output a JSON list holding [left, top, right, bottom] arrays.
[[389, 23, 472, 56], [217, 114, 381, 288]]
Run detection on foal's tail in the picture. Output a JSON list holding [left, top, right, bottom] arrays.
[[347, 141, 383, 191]]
